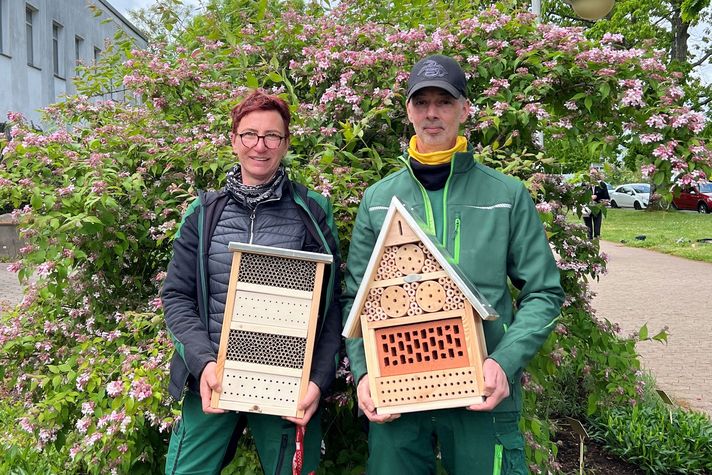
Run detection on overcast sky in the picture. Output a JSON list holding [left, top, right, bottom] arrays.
[[109, 0, 200, 17]]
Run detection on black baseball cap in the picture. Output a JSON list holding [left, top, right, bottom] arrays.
[[406, 54, 467, 102]]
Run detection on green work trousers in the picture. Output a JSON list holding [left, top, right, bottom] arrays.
[[367, 409, 527, 475], [165, 391, 322, 475]]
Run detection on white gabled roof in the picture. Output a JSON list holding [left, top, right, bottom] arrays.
[[342, 196, 498, 338]]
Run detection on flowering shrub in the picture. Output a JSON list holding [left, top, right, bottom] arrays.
[[1, 0, 707, 472]]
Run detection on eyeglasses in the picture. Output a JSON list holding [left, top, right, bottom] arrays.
[[237, 132, 286, 149]]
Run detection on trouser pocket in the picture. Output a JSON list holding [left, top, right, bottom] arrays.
[[493, 413, 528, 475]]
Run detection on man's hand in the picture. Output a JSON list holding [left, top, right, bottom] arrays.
[[283, 382, 321, 426], [468, 358, 510, 412], [200, 361, 226, 414], [357, 376, 400, 423]]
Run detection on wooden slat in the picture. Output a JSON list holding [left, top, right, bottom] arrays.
[[377, 396, 485, 415], [223, 360, 303, 377], [294, 261, 326, 420], [228, 321, 307, 339], [235, 281, 313, 300], [212, 251, 242, 409], [217, 400, 300, 417], [366, 309, 464, 330], [362, 318, 383, 407], [461, 304, 486, 394], [367, 271, 448, 289]]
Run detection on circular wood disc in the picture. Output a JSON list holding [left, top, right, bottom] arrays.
[[415, 281, 446, 313], [395, 244, 425, 275], [380, 286, 410, 317]]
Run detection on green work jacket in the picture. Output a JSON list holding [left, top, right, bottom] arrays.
[[342, 149, 565, 413]]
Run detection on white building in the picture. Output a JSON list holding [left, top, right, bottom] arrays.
[[0, 0, 147, 128]]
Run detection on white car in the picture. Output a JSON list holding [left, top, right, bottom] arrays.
[[609, 183, 650, 210]]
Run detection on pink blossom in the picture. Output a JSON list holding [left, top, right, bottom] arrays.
[[7, 262, 22, 273], [130, 378, 153, 401], [57, 185, 76, 196], [36, 261, 56, 277], [91, 181, 108, 195], [7, 111, 25, 122], [69, 445, 81, 460], [76, 372, 90, 391], [639, 133, 663, 144], [641, 164, 656, 178], [601, 32, 624, 44], [149, 297, 163, 310], [646, 114, 667, 129], [536, 202, 553, 213], [75, 417, 91, 434], [106, 380, 124, 397], [81, 401, 95, 416]]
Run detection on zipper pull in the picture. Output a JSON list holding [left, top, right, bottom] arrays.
[[453, 216, 461, 265], [249, 207, 256, 244]]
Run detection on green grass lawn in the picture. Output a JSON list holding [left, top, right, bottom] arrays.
[[597, 208, 712, 263]]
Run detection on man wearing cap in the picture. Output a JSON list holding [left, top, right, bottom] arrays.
[[342, 55, 564, 474]]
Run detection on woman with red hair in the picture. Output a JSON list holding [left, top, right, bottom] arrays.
[[162, 90, 342, 474]]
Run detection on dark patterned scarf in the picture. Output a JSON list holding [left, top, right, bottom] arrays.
[[224, 164, 286, 208]]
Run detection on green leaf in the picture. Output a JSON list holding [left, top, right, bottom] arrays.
[[599, 82, 611, 99], [267, 71, 282, 83], [639, 323, 649, 340]]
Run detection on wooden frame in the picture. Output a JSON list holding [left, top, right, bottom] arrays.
[[343, 197, 499, 415], [211, 243, 332, 417]]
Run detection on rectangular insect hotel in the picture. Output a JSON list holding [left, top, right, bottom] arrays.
[[212, 243, 332, 417], [343, 197, 499, 415]]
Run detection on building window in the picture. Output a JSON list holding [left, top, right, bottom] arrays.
[[75, 36, 83, 64], [52, 22, 63, 77], [93, 46, 101, 64], [26, 6, 35, 66]]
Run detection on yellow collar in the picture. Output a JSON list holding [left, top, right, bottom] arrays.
[[408, 136, 468, 165]]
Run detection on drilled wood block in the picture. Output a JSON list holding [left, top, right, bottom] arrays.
[[219, 367, 301, 417], [232, 287, 312, 330], [415, 280, 446, 312], [375, 367, 484, 412], [395, 243, 425, 274], [380, 286, 410, 318]]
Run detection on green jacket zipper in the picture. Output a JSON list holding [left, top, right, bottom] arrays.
[[441, 158, 457, 250], [453, 215, 461, 264]]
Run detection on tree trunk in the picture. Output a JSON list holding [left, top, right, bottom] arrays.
[[670, 2, 690, 64]]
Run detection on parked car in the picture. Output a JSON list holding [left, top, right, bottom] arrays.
[[672, 182, 712, 213], [609, 183, 650, 209]]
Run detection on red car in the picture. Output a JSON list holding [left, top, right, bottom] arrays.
[[672, 182, 712, 213]]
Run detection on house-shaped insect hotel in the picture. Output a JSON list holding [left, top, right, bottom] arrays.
[[343, 197, 498, 415], [212, 243, 332, 417]]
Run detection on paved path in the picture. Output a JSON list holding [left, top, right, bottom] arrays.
[[591, 241, 712, 417], [0, 266, 23, 310], [1, 243, 711, 416]]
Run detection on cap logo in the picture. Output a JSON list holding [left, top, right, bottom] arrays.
[[417, 59, 448, 78]]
